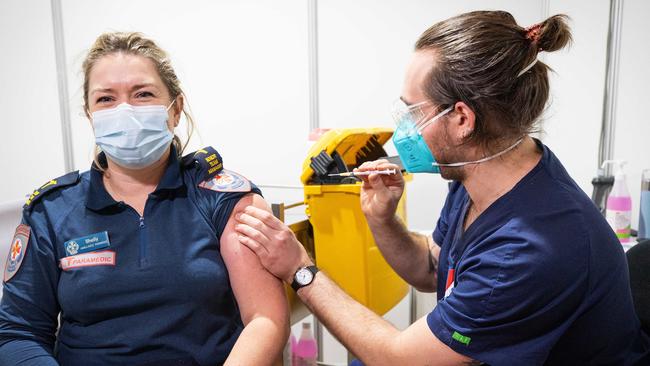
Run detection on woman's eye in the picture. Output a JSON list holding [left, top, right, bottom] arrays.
[[136, 91, 154, 98], [96, 96, 112, 103]]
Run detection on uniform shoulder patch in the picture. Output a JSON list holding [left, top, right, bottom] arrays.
[[24, 170, 80, 209], [182, 146, 223, 182], [199, 169, 252, 193], [4, 224, 30, 282]]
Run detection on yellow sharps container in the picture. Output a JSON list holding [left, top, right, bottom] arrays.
[[300, 128, 410, 315]]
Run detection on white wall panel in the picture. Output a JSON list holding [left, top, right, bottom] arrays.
[[61, 0, 310, 187], [545, 0, 610, 196], [614, 0, 650, 229], [0, 0, 65, 203], [318, 0, 542, 129]]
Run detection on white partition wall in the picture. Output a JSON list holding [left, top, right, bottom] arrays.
[[544, 1, 610, 196], [614, 0, 650, 227], [60, 0, 311, 188], [0, 0, 65, 202]]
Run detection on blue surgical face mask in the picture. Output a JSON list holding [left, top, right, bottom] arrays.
[[391, 100, 453, 173], [391, 100, 524, 174], [92, 101, 175, 169]]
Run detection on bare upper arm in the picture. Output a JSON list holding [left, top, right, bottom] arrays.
[[220, 193, 289, 325], [392, 317, 478, 366]]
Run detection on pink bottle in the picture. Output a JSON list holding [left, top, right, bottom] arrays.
[[294, 322, 318, 366], [603, 160, 632, 243]]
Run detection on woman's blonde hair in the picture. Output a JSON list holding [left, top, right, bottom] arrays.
[[83, 32, 194, 167]]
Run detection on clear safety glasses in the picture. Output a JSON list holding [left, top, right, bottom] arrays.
[[391, 99, 453, 133]]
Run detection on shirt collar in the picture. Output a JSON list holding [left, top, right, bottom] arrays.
[[85, 146, 184, 211]]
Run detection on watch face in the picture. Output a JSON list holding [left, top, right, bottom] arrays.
[[296, 268, 314, 285]]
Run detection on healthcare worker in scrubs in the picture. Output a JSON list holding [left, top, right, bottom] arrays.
[[235, 11, 650, 365]]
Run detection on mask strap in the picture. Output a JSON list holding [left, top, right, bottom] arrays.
[[416, 106, 454, 132], [166, 98, 177, 111], [517, 58, 538, 77], [433, 138, 524, 168]]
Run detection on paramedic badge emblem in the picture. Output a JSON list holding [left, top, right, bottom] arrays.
[[4, 224, 31, 282], [66, 241, 79, 256], [199, 169, 251, 193]]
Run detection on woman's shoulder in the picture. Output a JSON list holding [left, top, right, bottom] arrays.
[[181, 146, 259, 197], [23, 170, 89, 215], [180, 147, 261, 236]]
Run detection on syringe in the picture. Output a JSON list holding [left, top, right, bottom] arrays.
[[328, 169, 397, 177]]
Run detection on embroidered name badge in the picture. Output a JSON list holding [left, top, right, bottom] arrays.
[[199, 169, 251, 192], [60, 250, 116, 271], [64, 231, 110, 256], [4, 224, 31, 282]]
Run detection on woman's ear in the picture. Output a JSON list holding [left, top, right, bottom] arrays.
[[171, 95, 185, 127], [85, 107, 94, 127]]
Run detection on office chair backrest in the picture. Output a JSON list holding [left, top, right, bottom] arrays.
[[627, 239, 650, 336]]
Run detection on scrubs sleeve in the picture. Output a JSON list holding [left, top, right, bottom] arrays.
[[0, 208, 61, 365]]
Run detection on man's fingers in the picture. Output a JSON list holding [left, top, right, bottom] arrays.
[[237, 234, 266, 254], [237, 212, 274, 238], [357, 159, 390, 172], [242, 206, 284, 230], [368, 171, 388, 190], [372, 162, 400, 173], [234, 222, 271, 247]]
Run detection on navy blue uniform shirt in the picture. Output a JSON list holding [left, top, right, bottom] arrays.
[[428, 140, 650, 365], [0, 148, 260, 366]]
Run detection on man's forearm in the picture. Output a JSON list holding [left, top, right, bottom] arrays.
[[297, 272, 402, 366], [296, 272, 474, 366], [367, 215, 438, 292]]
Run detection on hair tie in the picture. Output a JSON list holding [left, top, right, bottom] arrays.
[[525, 23, 543, 49]]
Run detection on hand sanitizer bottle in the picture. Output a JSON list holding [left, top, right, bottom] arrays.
[[602, 160, 632, 243]]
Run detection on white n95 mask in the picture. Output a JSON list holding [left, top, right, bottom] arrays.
[[92, 102, 174, 169]]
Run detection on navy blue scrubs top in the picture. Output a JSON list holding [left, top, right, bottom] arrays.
[[428, 140, 649, 365], [0, 148, 260, 366]]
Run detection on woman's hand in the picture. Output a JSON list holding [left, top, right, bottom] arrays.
[[235, 206, 313, 283], [356, 159, 405, 226]]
